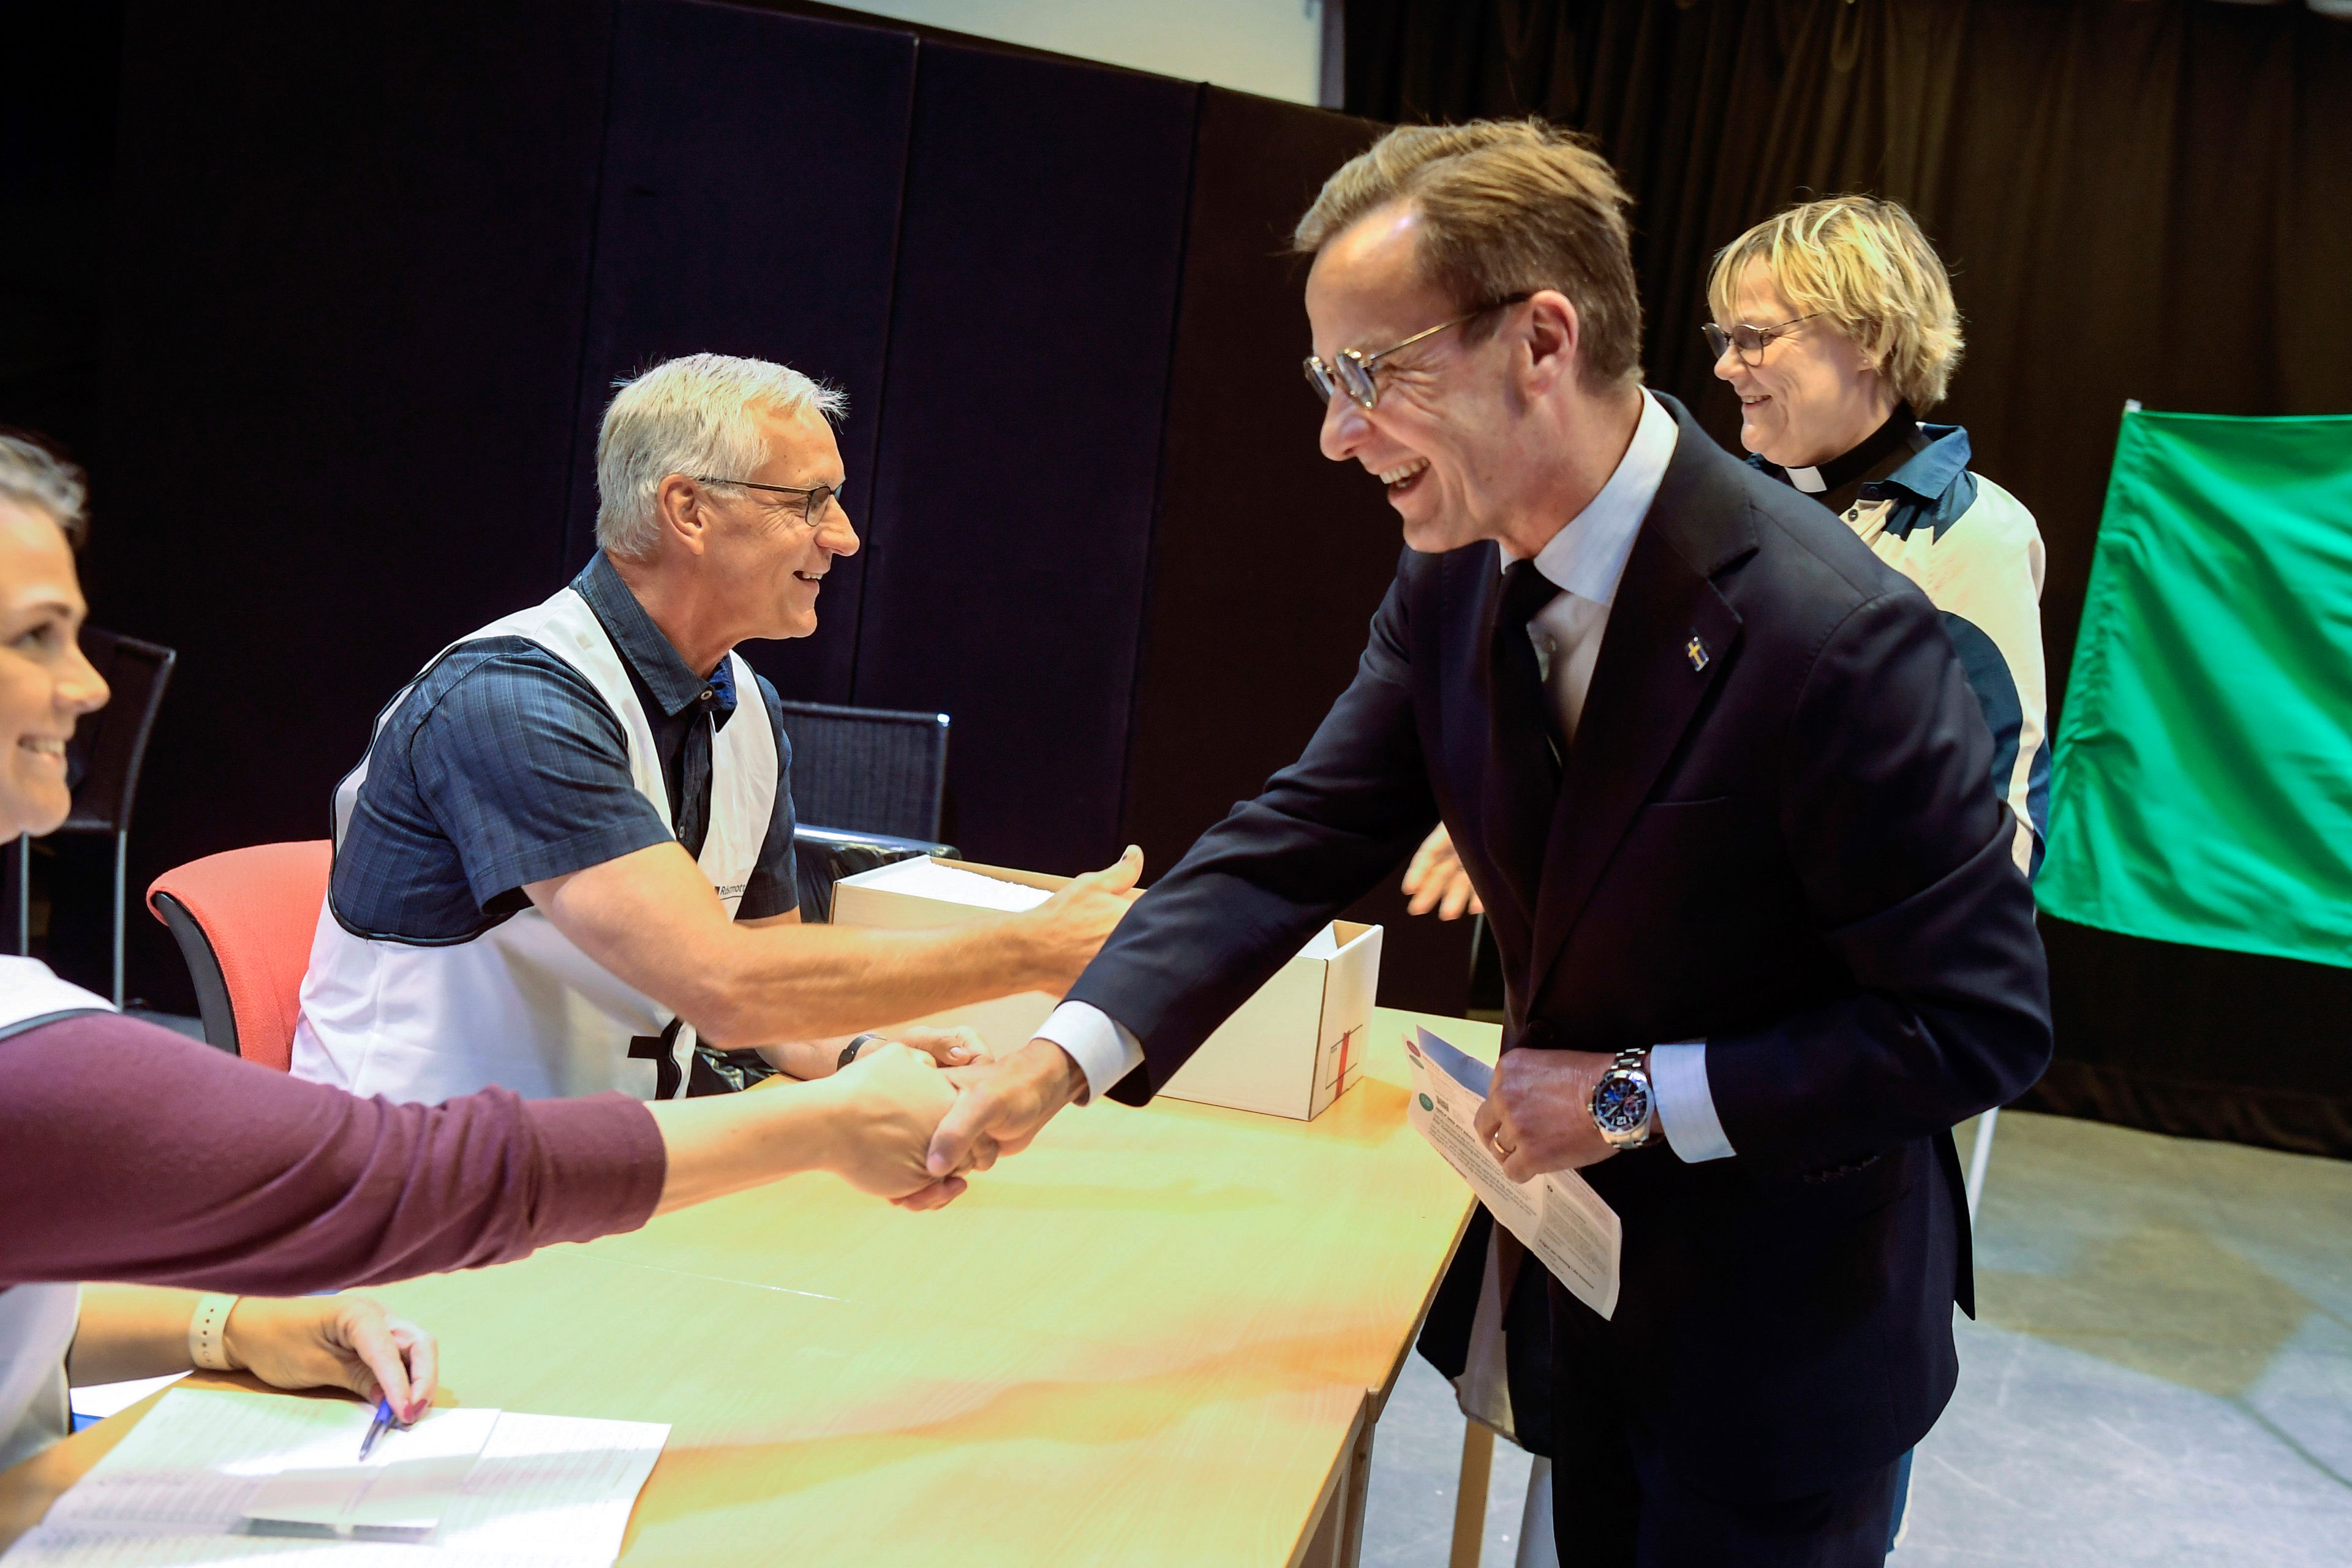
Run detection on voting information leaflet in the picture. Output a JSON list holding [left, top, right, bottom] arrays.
[[1404, 1026, 1622, 1320]]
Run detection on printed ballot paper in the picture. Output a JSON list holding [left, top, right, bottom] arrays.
[[1405, 1027, 1623, 1320], [1, 1388, 666, 1567], [240, 1405, 498, 1535]]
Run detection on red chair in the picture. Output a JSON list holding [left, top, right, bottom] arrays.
[[145, 842, 330, 1071]]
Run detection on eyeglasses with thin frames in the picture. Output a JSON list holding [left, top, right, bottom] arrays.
[[1304, 293, 1533, 411], [691, 475, 848, 529], [1702, 314, 1820, 368]]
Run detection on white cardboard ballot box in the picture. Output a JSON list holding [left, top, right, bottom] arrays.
[[829, 856, 1383, 1120]]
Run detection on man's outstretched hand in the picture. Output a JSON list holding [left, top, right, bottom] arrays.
[[1019, 846, 1145, 993], [889, 1038, 1090, 1208]]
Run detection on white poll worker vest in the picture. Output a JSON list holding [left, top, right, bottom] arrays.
[[290, 586, 777, 1105], [0, 957, 113, 1468]]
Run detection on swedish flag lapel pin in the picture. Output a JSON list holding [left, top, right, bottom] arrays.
[[1685, 634, 1709, 673]]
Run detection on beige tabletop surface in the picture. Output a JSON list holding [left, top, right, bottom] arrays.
[[1, 1008, 1499, 1566]]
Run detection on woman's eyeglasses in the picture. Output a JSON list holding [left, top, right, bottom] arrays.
[[1702, 314, 1819, 367]]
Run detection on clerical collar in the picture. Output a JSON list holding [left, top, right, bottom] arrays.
[[1780, 404, 1929, 514]]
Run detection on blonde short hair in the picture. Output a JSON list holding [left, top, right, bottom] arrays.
[[1294, 119, 1643, 390], [595, 353, 846, 559], [1708, 197, 1963, 410]]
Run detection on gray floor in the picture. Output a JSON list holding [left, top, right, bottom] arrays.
[[1361, 1110, 2352, 1567]]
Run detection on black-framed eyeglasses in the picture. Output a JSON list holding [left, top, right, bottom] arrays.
[[1304, 293, 1534, 411], [692, 474, 848, 528], [1702, 314, 1819, 368]]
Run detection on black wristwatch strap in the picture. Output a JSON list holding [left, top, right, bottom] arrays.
[[839, 1033, 884, 1071]]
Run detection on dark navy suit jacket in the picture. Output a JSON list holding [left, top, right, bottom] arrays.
[[1067, 394, 2052, 1500]]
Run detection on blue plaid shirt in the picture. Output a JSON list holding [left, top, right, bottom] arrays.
[[331, 554, 798, 941]]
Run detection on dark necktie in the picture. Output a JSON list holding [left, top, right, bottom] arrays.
[[674, 656, 736, 862], [675, 708, 714, 861], [1482, 560, 1564, 918]]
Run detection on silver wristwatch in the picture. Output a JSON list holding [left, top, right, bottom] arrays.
[[1589, 1046, 1657, 1150]]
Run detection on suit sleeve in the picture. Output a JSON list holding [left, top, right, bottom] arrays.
[[1702, 587, 2052, 1170], [1065, 563, 1440, 1104]]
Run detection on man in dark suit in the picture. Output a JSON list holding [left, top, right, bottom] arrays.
[[925, 121, 2050, 1564]]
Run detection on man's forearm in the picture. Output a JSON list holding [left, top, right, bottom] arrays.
[[690, 916, 1052, 1049], [532, 840, 1139, 1053]]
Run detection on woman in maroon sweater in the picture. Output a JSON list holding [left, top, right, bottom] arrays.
[[0, 435, 982, 1468]]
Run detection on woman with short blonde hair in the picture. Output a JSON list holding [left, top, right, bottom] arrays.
[[1708, 195, 2048, 879], [1709, 195, 1964, 416]]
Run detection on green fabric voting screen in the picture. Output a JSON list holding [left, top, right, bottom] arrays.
[[2040, 409, 2352, 968]]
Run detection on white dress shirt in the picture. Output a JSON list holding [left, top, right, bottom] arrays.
[[1039, 390, 1734, 1162]]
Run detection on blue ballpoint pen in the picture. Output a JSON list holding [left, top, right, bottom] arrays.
[[357, 1397, 405, 1461]]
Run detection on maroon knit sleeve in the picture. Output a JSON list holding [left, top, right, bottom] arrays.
[[0, 1012, 665, 1291]]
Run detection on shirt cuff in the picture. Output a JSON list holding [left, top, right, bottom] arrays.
[[1650, 1042, 1734, 1163], [1034, 1001, 1145, 1106]]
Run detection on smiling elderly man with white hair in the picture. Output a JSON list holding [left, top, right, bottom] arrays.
[[292, 353, 1139, 1155]]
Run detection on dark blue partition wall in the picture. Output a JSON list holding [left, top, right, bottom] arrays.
[[853, 45, 1199, 872], [1116, 88, 1468, 1014], [74, 1, 1397, 1008], [90, 1, 617, 1009], [568, 0, 916, 704]]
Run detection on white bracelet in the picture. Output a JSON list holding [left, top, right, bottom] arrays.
[[188, 1294, 240, 1371]]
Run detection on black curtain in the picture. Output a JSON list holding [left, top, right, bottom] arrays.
[[1346, 0, 2352, 1158], [0, 4, 121, 461]]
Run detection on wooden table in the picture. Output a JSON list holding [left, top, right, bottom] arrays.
[[1, 1008, 1496, 1566]]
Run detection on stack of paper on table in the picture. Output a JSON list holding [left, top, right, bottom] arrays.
[[2, 1388, 666, 1566], [842, 857, 1053, 913]]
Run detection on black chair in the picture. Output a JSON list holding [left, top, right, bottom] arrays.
[[790, 824, 960, 924], [776, 699, 951, 843], [15, 627, 176, 1006]]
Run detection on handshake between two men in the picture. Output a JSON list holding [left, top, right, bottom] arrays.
[[813, 892, 1662, 1216]]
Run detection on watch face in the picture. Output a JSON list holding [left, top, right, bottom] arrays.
[[1593, 1072, 1651, 1135]]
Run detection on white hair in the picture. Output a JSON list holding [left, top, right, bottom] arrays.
[[594, 353, 846, 559], [0, 433, 89, 546]]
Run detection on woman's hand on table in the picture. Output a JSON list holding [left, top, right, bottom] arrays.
[[224, 1296, 438, 1423]]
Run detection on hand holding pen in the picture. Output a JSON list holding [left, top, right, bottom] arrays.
[[358, 1396, 409, 1460], [218, 1297, 439, 1428]]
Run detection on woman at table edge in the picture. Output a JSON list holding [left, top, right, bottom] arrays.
[[0, 433, 979, 1472]]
